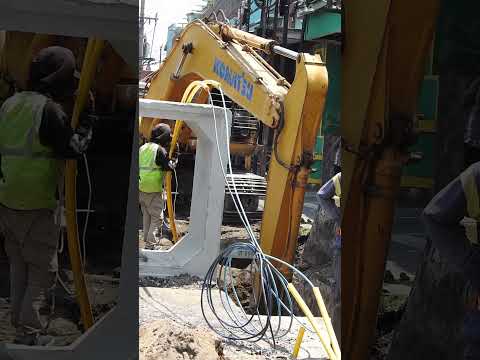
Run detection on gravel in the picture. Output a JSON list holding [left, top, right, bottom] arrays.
[[139, 274, 204, 289]]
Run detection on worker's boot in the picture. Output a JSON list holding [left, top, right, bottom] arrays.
[[13, 333, 55, 346], [161, 220, 171, 233], [35, 335, 55, 346]]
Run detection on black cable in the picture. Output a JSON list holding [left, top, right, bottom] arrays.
[[199, 85, 318, 350]]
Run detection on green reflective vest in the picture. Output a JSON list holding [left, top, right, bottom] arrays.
[[139, 142, 165, 193], [0, 91, 63, 210]]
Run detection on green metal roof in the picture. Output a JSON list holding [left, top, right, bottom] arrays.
[[304, 10, 341, 41]]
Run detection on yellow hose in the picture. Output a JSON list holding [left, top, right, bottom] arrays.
[[292, 326, 305, 359], [164, 80, 220, 242], [313, 287, 341, 358], [65, 38, 104, 331], [287, 283, 338, 360]]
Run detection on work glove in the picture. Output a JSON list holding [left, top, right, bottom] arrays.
[[168, 158, 178, 170], [69, 115, 96, 154]]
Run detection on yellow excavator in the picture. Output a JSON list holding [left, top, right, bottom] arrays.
[[140, 18, 328, 273], [341, 1, 440, 359], [141, 3, 443, 359]]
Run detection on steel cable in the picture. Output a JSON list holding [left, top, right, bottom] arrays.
[[200, 85, 317, 349]]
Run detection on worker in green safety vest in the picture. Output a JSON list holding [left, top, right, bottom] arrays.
[[422, 162, 480, 359], [0, 46, 94, 346], [139, 123, 177, 247]]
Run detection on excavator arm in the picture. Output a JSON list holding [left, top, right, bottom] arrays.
[[141, 19, 328, 272], [341, 1, 440, 359]]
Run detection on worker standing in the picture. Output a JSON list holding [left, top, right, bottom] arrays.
[[422, 162, 480, 359], [0, 46, 94, 346], [139, 123, 176, 246]]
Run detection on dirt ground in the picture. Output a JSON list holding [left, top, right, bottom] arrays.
[[138, 213, 329, 360], [138, 218, 313, 315], [369, 270, 413, 359], [140, 319, 271, 360], [138, 217, 263, 252], [0, 270, 118, 345], [139, 279, 328, 360]]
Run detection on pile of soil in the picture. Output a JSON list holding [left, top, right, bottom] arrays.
[[220, 223, 261, 245], [139, 273, 203, 289], [139, 320, 225, 360], [139, 319, 287, 360]]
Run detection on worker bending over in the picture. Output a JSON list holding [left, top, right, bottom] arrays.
[[317, 171, 341, 337], [139, 123, 177, 246], [422, 162, 480, 359], [298, 171, 341, 340], [0, 46, 94, 346]]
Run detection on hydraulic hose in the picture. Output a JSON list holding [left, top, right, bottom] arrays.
[[165, 80, 220, 242], [65, 38, 104, 331]]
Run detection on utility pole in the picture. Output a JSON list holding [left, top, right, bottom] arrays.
[[280, 0, 290, 75], [150, 12, 158, 60], [260, 0, 267, 37], [139, 0, 145, 71]]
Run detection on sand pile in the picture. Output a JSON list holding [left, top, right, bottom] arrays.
[[139, 320, 225, 360]]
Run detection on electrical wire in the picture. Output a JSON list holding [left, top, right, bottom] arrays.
[[200, 85, 318, 348], [55, 229, 75, 297], [51, 153, 92, 301], [82, 154, 92, 270], [173, 167, 179, 215]]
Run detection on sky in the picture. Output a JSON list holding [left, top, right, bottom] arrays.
[[142, 0, 206, 69]]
